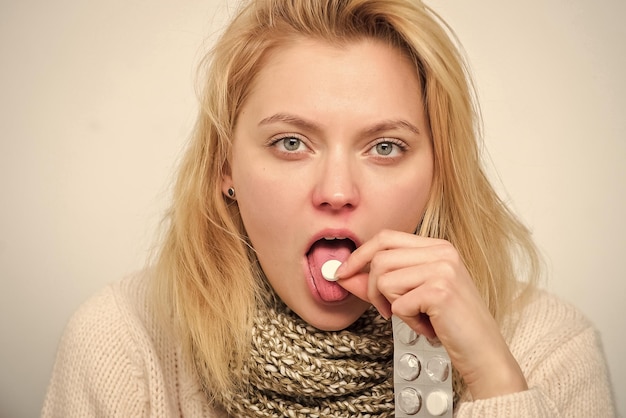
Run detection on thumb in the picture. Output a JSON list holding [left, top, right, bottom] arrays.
[[336, 272, 370, 303]]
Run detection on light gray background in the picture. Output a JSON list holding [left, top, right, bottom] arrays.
[[1, 0, 624, 417]]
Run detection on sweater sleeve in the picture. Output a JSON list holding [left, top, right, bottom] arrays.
[[42, 286, 150, 418], [455, 293, 616, 417]]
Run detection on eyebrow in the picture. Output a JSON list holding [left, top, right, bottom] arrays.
[[258, 113, 322, 133], [363, 119, 421, 136], [258, 112, 421, 136]]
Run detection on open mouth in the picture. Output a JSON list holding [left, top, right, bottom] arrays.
[[306, 238, 356, 301]]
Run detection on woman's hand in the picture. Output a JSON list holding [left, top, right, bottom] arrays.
[[335, 229, 527, 400]]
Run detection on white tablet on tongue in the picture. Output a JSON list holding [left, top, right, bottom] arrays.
[[321, 259, 342, 282]]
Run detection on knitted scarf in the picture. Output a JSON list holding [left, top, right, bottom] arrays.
[[216, 302, 396, 417]]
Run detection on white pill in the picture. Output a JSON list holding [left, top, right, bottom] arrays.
[[321, 259, 342, 281], [425, 390, 449, 416]]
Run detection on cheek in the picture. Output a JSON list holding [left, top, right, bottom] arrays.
[[238, 178, 283, 234], [233, 165, 304, 253], [376, 168, 433, 232], [234, 173, 307, 294]]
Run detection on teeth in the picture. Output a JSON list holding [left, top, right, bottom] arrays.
[[324, 236, 345, 240]]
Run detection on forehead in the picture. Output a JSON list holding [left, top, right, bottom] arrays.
[[239, 37, 423, 123], [256, 36, 417, 83]]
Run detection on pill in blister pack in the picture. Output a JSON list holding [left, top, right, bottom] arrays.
[[392, 316, 453, 417]]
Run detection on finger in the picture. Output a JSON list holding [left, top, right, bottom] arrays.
[[336, 230, 436, 279], [366, 262, 439, 322], [375, 264, 429, 303], [336, 272, 369, 302], [337, 272, 393, 319], [397, 312, 437, 341]]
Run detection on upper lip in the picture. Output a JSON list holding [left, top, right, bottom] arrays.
[[305, 228, 361, 253]]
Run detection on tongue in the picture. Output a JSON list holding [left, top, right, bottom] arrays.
[[307, 239, 354, 301]]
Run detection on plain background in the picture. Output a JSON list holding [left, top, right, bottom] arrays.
[[1, 0, 624, 416]]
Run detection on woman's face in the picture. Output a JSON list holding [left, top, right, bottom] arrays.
[[224, 37, 433, 330]]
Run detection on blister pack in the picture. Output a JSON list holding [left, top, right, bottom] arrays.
[[392, 316, 453, 417]]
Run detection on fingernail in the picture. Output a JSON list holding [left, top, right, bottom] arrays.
[[334, 262, 346, 279], [379, 310, 391, 321]]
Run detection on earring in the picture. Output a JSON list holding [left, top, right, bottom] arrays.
[[227, 187, 235, 198]]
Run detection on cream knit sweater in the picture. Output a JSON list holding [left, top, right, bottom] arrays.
[[42, 272, 616, 417]]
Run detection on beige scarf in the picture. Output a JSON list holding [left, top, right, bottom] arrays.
[[217, 302, 396, 417]]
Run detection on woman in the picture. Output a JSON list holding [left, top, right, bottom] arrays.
[[42, 0, 615, 416]]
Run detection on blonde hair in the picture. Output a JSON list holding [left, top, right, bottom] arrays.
[[154, 0, 541, 400]]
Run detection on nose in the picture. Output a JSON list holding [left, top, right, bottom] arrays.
[[312, 153, 360, 210]]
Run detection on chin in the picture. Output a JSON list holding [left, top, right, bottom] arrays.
[[297, 303, 370, 331]]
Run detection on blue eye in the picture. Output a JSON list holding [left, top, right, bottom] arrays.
[[281, 137, 302, 151], [370, 139, 406, 157], [267, 134, 310, 157], [375, 142, 394, 156]]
